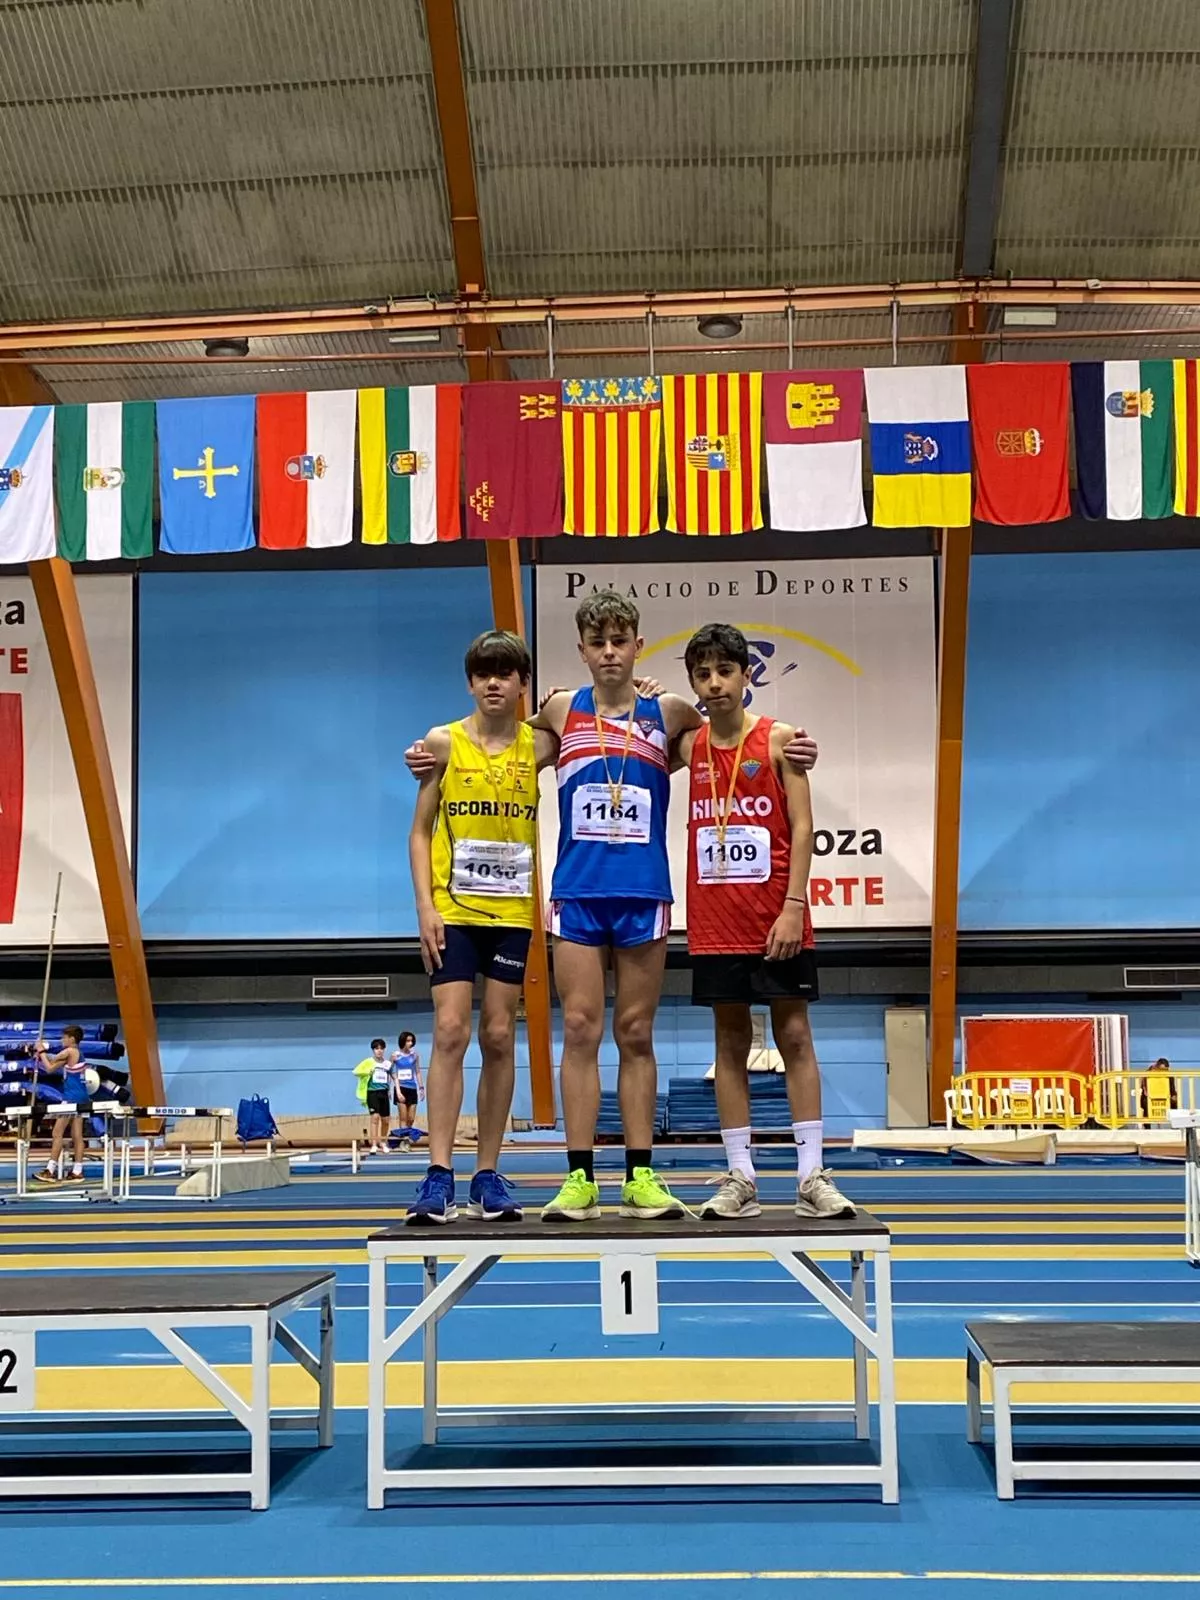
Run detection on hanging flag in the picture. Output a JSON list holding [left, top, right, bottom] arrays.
[[562, 376, 661, 537], [1071, 361, 1172, 521], [358, 386, 461, 545], [0, 406, 55, 564], [256, 391, 356, 550], [55, 402, 154, 561], [157, 396, 256, 554], [864, 366, 971, 527], [1173, 360, 1200, 517], [967, 363, 1070, 526], [464, 381, 562, 540], [663, 372, 762, 535], [762, 370, 865, 531], [0, 694, 21, 924]]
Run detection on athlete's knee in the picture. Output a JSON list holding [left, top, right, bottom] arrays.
[[714, 1013, 754, 1066], [433, 1013, 472, 1064], [562, 1002, 604, 1055], [478, 1012, 515, 1063], [613, 1009, 655, 1059]]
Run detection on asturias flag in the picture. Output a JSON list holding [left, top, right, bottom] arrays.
[[55, 401, 154, 561], [358, 386, 461, 545], [464, 381, 563, 539], [864, 366, 971, 528], [0, 406, 55, 564], [1071, 361, 1172, 521], [256, 391, 356, 549], [967, 363, 1070, 526], [663, 372, 762, 535], [562, 375, 662, 537], [157, 395, 256, 554], [763, 370, 865, 531]]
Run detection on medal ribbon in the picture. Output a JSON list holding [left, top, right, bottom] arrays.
[[704, 718, 751, 859], [595, 703, 637, 811]]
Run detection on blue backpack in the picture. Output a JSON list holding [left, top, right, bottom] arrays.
[[236, 1095, 279, 1145]]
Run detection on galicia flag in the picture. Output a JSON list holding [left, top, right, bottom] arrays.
[[0, 694, 22, 924]]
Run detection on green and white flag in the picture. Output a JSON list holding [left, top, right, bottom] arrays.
[[55, 401, 154, 561]]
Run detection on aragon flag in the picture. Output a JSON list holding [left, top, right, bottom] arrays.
[[55, 402, 154, 561], [663, 372, 763, 535], [1071, 361, 1172, 520], [967, 363, 1069, 525], [464, 381, 562, 539]]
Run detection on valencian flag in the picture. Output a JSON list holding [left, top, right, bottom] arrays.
[[464, 381, 562, 540], [663, 372, 763, 535], [864, 365, 971, 528], [358, 386, 461, 544], [157, 395, 256, 554], [0, 695, 20, 924], [562, 376, 662, 537], [1071, 361, 1172, 520], [763, 370, 865, 531], [55, 402, 154, 561], [967, 363, 1070, 525], [256, 391, 356, 549], [0, 406, 55, 563], [1173, 360, 1200, 516]]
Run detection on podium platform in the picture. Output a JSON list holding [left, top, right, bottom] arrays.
[[366, 1210, 896, 1505]]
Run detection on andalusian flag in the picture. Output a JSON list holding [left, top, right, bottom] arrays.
[[358, 386, 461, 544], [562, 376, 661, 537], [1173, 360, 1200, 517], [55, 402, 154, 561], [1071, 362, 1172, 521], [663, 372, 763, 535]]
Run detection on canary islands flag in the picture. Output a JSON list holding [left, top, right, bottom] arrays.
[[157, 395, 256, 555], [864, 366, 971, 528]]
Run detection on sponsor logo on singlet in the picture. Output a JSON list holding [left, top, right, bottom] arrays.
[[691, 794, 776, 821]]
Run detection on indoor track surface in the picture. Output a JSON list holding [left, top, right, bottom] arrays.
[[2, 1149, 1198, 1599]]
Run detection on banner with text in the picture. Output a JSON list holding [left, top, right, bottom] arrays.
[[0, 576, 133, 946], [534, 558, 936, 929]]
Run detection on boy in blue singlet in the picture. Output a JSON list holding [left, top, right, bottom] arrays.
[[33, 1024, 87, 1184]]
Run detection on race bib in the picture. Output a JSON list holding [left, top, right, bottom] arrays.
[[451, 839, 533, 897], [371, 1066, 390, 1086], [570, 782, 652, 844], [695, 823, 771, 884]]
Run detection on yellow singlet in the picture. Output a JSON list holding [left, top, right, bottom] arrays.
[[431, 720, 539, 928]]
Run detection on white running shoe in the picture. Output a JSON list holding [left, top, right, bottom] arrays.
[[796, 1168, 856, 1219], [698, 1169, 761, 1220]]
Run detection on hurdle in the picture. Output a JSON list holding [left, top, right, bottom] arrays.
[[2, 1104, 236, 1202], [1170, 1108, 1200, 1265], [110, 1106, 235, 1201], [2, 1102, 127, 1202]]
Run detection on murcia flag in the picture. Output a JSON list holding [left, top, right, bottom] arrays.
[[256, 391, 356, 549], [562, 376, 661, 537], [967, 363, 1070, 526], [464, 381, 562, 539], [763, 370, 865, 531], [864, 366, 971, 528], [157, 395, 256, 554], [663, 372, 762, 535], [1071, 361, 1172, 521], [0, 406, 55, 564], [0, 694, 21, 924], [55, 402, 154, 561], [1173, 360, 1200, 517], [358, 386, 461, 545]]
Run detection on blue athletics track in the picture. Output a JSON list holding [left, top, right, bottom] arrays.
[[0, 1145, 1198, 1600]]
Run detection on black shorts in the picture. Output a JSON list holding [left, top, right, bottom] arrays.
[[691, 951, 820, 1007], [396, 1086, 419, 1107], [431, 923, 532, 988], [365, 1088, 391, 1117]]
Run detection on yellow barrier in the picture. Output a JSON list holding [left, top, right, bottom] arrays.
[[1091, 1068, 1200, 1130], [945, 1072, 1091, 1131]]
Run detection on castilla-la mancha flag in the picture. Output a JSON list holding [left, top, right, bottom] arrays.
[[763, 370, 865, 530], [967, 363, 1070, 525], [464, 381, 563, 539]]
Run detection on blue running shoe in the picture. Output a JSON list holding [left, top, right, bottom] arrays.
[[406, 1167, 457, 1225], [468, 1169, 523, 1221]]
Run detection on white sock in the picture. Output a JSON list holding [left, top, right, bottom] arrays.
[[793, 1119, 823, 1183], [721, 1126, 755, 1182]]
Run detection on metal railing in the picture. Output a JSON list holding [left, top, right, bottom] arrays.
[[946, 1069, 1200, 1131]]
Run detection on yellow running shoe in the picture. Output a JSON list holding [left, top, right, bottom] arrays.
[[541, 1168, 601, 1222], [619, 1166, 686, 1220]]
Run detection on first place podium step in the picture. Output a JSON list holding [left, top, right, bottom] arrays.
[[366, 1211, 897, 1505]]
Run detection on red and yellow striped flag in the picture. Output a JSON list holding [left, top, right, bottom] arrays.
[[561, 375, 662, 537], [1173, 359, 1200, 516], [663, 372, 763, 535]]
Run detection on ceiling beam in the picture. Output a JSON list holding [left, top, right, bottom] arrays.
[[959, 0, 1019, 278]]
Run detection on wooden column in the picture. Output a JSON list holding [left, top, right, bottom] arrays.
[[928, 526, 973, 1115], [28, 558, 164, 1105]]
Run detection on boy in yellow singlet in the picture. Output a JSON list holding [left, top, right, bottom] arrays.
[[407, 630, 558, 1224]]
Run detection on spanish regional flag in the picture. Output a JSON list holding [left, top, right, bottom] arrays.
[[1173, 360, 1200, 517], [562, 376, 662, 537], [358, 386, 461, 544], [966, 363, 1070, 525], [0, 694, 21, 925], [663, 372, 763, 535], [864, 366, 972, 528]]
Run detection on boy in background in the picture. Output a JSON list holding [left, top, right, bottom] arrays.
[[353, 1037, 395, 1155], [33, 1023, 88, 1184]]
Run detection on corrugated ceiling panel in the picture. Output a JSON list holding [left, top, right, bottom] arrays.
[[459, 0, 975, 294]]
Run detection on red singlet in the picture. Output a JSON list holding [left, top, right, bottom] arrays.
[[686, 715, 815, 956]]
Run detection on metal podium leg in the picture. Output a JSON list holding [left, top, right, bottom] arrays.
[[966, 1347, 983, 1443], [249, 1313, 272, 1510], [874, 1250, 899, 1504], [318, 1290, 335, 1447], [422, 1256, 439, 1445], [850, 1252, 869, 1439], [993, 1371, 1015, 1499], [367, 1255, 387, 1509]]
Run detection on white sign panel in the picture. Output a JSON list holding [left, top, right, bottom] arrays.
[[535, 558, 936, 929], [599, 1254, 660, 1335], [0, 1329, 36, 1411], [0, 576, 134, 946]]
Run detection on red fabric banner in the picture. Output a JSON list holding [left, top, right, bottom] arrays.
[[0, 694, 23, 924], [463, 381, 563, 540], [967, 363, 1070, 525]]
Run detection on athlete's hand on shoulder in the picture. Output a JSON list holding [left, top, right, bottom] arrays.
[[782, 726, 818, 772], [538, 686, 569, 711], [417, 906, 446, 974], [405, 725, 450, 780], [633, 676, 666, 699], [764, 900, 808, 963]]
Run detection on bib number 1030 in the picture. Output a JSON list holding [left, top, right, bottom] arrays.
[[0, 1331, 35, 1411], [599, 1255, 659, 1334]]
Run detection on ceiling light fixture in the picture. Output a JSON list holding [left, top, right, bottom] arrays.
[[386, 330, 442, 345], [697, 313, 743, 340], [203, 336, 249, 358], [1001, 307, 1058, 328]]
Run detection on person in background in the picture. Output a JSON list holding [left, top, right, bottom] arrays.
[[33, 1024, 87, 1184], [353, 1037, 395, 1155], [392, 1031, 424, 1139]]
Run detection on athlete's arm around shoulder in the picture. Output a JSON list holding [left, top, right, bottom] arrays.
[[656, 693, 704, 740], [526, 689, 572, 738], [408, 726, 451, 973]]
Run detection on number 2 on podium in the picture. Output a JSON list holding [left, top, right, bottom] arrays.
[[600, 1255, 659, 1334]]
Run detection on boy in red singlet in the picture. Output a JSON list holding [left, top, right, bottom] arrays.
[[679, 623, 854, 1221]]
